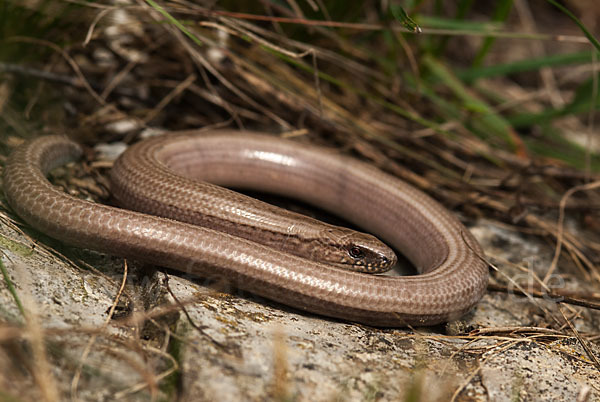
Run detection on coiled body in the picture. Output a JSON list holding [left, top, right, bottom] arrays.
[[3, 131, 488, 326]]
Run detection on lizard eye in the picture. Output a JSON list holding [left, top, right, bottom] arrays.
[[348, 246, 364, 259]]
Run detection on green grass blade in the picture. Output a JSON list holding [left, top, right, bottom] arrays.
[[472, 0, 514, 66], [0, 258, 25, 318], [524, 125, 600, 171], [458, 51, 593, 82], [546, 0, 600, 52], [419, 15, 502, 31], [145, 0, 203, 46], [390, 4, 421, 33], [433, 0, 476, 55], [509, 76, 600, 127], [423, 54, 522, 151]]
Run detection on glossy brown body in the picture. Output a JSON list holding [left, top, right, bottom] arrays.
[[3, 131, 488, 326]]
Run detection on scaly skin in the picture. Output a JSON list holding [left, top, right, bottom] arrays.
[[3, 131, 488, 326]]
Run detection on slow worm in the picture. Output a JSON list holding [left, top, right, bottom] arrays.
[[3, 131, 488, 326]]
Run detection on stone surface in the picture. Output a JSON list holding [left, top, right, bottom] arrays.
[[0, 194, 599, 400]]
